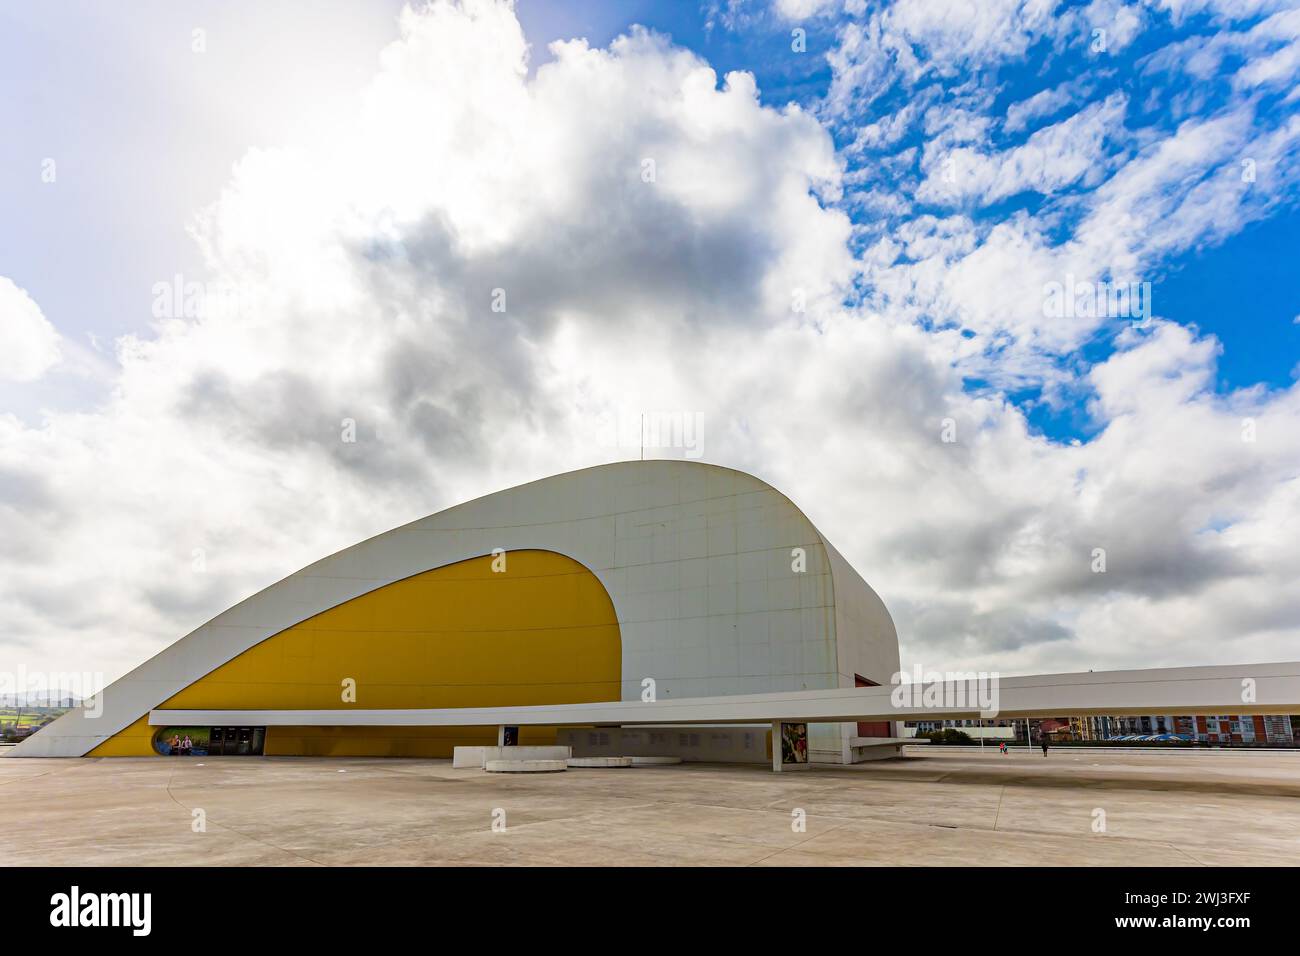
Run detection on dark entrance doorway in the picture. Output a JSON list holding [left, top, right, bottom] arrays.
[[854, 675, 891, 738], [207, 726, 266, 756]]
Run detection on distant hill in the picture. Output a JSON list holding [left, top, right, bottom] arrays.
[[0, 693, 83, 708]]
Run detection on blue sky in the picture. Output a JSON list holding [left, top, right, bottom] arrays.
[[645, 2, 1300, 413], [682, 0, 1300, 433], [3, 0, 1299, 682]]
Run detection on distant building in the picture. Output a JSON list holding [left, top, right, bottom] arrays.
[[903, 717, 1018, 740], [1193, 714, 1295, 745], [904, 714, 1298, 745]]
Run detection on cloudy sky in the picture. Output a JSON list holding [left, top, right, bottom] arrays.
[[2, 0, 1299, 690]]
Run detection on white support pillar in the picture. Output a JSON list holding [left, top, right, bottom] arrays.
[[772, 721, 783, 773]]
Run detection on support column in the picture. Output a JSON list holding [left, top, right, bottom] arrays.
[[772, 721, 783, 773]]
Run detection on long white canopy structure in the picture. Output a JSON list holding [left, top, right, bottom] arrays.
[[152, 661, 1300, 728]]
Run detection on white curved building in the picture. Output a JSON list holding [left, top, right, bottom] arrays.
[[14, 460, 900, 762]]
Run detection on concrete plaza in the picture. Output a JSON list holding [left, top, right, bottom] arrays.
[[3, 748, 1297, 866]]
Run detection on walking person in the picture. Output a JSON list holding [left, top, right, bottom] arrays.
[[1040, 736, 1049, 756]]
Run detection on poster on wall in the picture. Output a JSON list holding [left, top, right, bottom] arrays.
[[154, 726, 211, 756], [780, 722, 808, 764]]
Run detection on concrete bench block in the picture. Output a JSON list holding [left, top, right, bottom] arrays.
[[452, 745, 571, 768], [484, 759, 568, 773], [452, 746, 488, 769], [567, 756, 633, 768]]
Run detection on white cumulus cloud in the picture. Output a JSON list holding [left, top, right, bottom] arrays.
[[0, 277, 60, 382]]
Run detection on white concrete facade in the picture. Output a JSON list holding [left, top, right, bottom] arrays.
[[12, 460, 898, 758]]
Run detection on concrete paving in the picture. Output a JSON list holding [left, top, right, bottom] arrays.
[[2, 747, 1298, 866]]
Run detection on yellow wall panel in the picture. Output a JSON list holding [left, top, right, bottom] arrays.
[[89, 550, 621, 757], [87, 714, 157, 756]]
